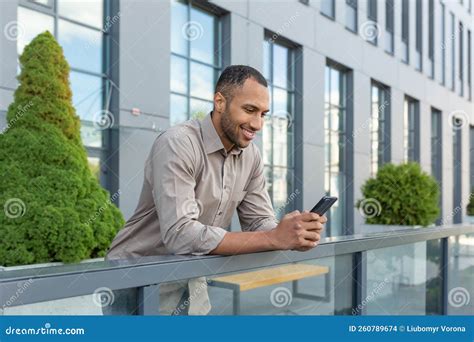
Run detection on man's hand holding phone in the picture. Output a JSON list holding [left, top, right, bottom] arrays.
[[269, 210, 327, 252]]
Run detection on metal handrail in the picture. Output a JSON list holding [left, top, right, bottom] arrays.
[[1, 224, 473, 310]]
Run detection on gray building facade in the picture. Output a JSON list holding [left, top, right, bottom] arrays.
[[0, 0, 473, 237]]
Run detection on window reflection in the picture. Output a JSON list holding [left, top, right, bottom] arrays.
[[58, 0, 103, 29], [87, 156, 101, 181], [58, 19, 102, 73], [170, 55, 189, 94], [190, 6, 218, 65], [18, 2, 106, 150], [170, 0, 221, 125], [324, 65, 347, 236], [190, 62, 214, 100], [370, 82, 390, 176], [70, 72, 103, 148], [403, 96, 419, 162], [17, 7, 54, 54], [170, 94, 188, 127], [262, 37, 296, 220], [190, 98, 212, 120]]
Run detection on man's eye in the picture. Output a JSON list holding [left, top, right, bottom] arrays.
[[244, 108, 253, 113]]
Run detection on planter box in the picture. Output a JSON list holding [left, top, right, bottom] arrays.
[[359, 224, 423, 235], [464, 215, 474, 224]]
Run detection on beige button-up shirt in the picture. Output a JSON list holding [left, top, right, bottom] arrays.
[[106, 112, 278, 314]]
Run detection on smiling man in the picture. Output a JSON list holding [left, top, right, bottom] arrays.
[[103, 65, 327, 315]]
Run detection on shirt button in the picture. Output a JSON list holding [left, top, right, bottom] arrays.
[[217, 211, 223, 216]]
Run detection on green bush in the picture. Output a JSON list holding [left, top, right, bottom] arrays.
[[356, 162, 440, 226], [0, 32, 124, 267], [467, 189, 474, 216]]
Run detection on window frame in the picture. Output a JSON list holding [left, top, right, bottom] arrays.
[[169, 0, 225, 126], [262, 31, 300, 219], [17, 0, 115, 192], [370, 80, 391, 176], [385, 0, 395, 54]]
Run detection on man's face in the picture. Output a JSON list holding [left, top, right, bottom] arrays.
[[219, 78, 270, 149]]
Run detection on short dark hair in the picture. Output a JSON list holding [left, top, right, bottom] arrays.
[[215, 65, 267, 103]]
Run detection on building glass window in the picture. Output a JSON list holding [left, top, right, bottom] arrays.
[[403, 96, 420, 163], [415, 0, 423, 71], [321, 0, 335, 18], [468, 30, 472, 100], [345, 0, 358, 33], [428, 0, 435, 78], [385, 0, 394, 54], [441, 2, 446, 85], [470, 126, 474, 192], [401, 0, 409, 63], [17, 1, 108, 156], [459, 22, 464, 97], [431, 108, 442, 225], [370, 81, 390, 176], [262, 37, 297, 220], [324, 63, 349, 237], [170, 0, 222, 126], [450, 12, 455, 91], [453, 116, 463, 223], [366, 0, 378, 45]]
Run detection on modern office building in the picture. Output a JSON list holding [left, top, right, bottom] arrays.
[[0, 0, 473, 239]]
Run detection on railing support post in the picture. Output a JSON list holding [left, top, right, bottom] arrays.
[[138, 284, 160, 315]]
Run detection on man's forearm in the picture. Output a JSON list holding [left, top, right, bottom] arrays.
[[209, 230, 280, 255]]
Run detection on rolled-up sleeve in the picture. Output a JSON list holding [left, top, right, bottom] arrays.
[[146, 132, 227, 255], [237, 145, 278, 232]]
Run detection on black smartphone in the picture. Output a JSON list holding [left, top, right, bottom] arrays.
[[310, 196, 338, 216]]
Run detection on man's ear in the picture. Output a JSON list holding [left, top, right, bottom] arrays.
[[214, 92, 227, 114]]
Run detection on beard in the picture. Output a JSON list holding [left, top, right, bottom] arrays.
[[220, 110, 245, 149]]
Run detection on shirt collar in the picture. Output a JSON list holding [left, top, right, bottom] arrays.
[[201, 112, 243, 157]]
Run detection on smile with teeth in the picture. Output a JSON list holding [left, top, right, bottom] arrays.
[[241, 127, 256, 140]]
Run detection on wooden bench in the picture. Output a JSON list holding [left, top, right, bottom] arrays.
[[208, 264, 330, 315]]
